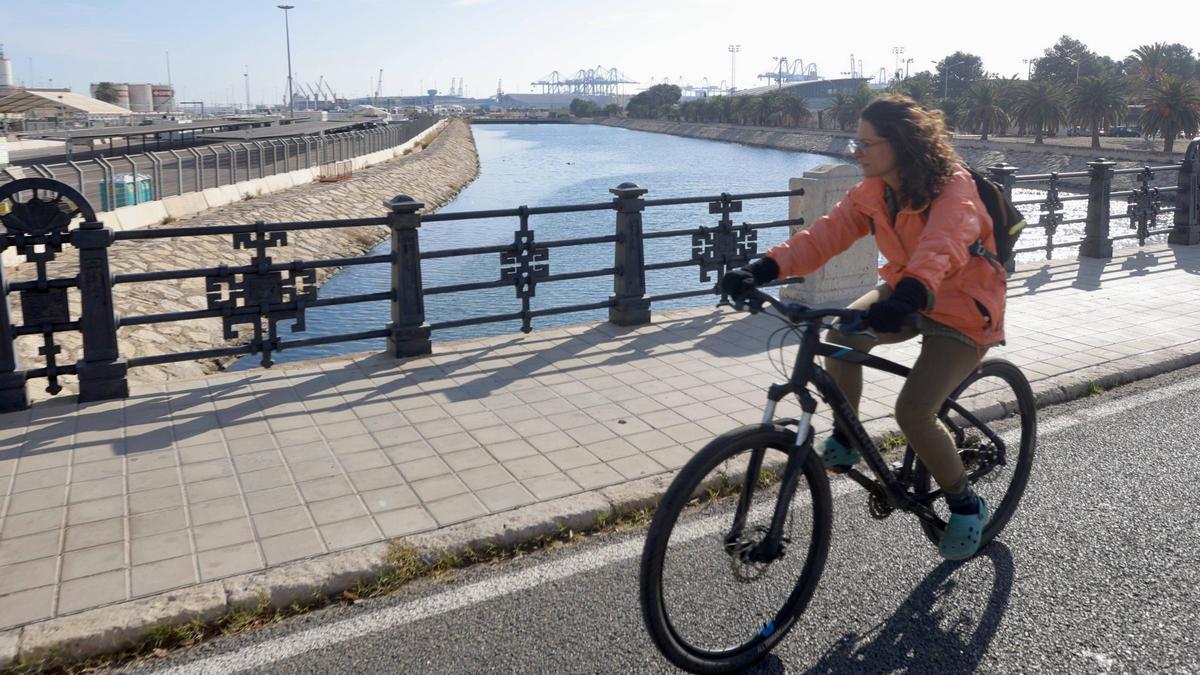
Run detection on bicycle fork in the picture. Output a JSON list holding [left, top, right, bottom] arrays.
[[723, 395, 817, 564]]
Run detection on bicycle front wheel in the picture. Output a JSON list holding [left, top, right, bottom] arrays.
[[914, 358, 1037, 548], [639, 424, 832, 674]]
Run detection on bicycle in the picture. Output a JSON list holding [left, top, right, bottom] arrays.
[[638, 286, 1037, 673]]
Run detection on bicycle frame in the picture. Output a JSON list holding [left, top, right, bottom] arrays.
[[727, 307, 1008, 562]]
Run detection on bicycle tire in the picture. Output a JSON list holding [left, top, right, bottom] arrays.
[[639, 424, 833, 673], [913, 358, 1037, 548]]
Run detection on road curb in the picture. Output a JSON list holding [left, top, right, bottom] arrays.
[[6, 344, 1200, 668]]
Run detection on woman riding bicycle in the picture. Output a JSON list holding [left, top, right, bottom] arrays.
[[722, 95, 1006, 560]]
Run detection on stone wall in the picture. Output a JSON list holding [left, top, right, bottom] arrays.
[[9, 119, 480, 398], [598, 118, 1183, 190]]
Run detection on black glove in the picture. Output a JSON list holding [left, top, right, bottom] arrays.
[[720, 256, 780, 302], [866, 277, 930, 333]]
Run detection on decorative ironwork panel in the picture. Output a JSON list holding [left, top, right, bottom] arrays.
[[1126, 167, 1161, 247], [1037, 176, 1063, 259], [205, 223, 317, 366], [498, 210, 549, 333], [694, 196, 754, 283], [0, 179, 97, 396]]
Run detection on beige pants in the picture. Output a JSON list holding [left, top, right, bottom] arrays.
[[825, 284, 984, 495]]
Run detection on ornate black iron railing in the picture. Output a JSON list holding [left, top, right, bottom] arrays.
[[1, 139, 1199, 412]]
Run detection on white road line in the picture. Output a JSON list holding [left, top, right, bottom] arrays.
[[158, 374, 1199, 673]]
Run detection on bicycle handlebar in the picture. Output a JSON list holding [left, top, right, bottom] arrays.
[[728, 286, 918, 333]]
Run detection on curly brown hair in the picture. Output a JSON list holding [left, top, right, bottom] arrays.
[[860, 95, 960, 210]]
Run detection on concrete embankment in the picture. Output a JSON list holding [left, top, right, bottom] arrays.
[[597, 118, 1183, 189], [9, 119, 481, 395]]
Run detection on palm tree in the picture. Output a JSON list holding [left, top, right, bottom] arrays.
[[1128, 43, 1170, 89], [1068, 75, 1127, 150], [959, 80, 1011, 141], [781, 94, 809, 128], [828, 92, 855, 131], [1140, 77, 1200, 153], [1012, 81, 1068, 144], [740, 96, 765, 126]]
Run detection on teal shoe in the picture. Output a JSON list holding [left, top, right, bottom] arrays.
[[819, 436, 861, 472], [939, 497, 989, 561]]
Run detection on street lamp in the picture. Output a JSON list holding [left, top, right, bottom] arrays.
[[728, 44, 741, 94], [772, 56, 787, 89], [936, 58, 969, 98], [891, 46, 905, 83], [1022, 58, 1035, 80], [278, 4, 295, 117], [1064, 55, 1081, 83]]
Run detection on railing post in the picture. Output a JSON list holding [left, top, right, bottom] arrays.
[[1169, 138, 1200, 245], [385, 195, 431, 358], [1080, 158, 1116, 259], [608, 182, 652, 326], [0, 261, 29, 411], [987, 163, 1021, 272], [73, 217, 128, 402]]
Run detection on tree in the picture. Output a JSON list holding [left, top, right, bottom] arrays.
[[1030, 36, 1119, 85], [1068, 75, 1126, 150], [603, 103, 624, 118], [1140, 78, 1200, 153], [932, 52, 985, 99], [959, 80, 1011, 141], [1125, 43, 1199, 95], [92, 82, 120, 104], [569, 98, 600, 117], [828, 86, 874, 131], [780, 94, 810, 128], [888, 71, 935, 104], [627, 84, 682, 119], [1012, 81, 1068, 144]]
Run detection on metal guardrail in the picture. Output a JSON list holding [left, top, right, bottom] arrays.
[[0, 117, 439, 211], [1, 139, 1198, 412]]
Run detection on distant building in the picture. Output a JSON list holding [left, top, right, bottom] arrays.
[[732, 77, 870, 110]]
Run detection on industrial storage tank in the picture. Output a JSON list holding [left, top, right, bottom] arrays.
[[128, 83, 153, 112], [151, 84, 174, 111], [0, 44, 14, 91]]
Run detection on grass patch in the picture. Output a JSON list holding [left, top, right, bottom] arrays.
[[1088, 384, 1105, 396], [160, 215, 176, 225]]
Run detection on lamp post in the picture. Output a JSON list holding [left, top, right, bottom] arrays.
[[891, 46, 905, 83], [772, 56, 787, 89], [1064, 55, 1081, 83], [937, 58, 968, 98], [1022, 58, 1034, 80], [278, 4, 295, 117], [728, 44, 741, 94]]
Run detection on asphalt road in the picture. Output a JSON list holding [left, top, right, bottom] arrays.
[[117, 363, 1200, 674]]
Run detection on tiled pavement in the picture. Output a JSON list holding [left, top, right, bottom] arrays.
[[2, 243, 1200, 630]]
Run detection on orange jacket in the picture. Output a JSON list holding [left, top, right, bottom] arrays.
[[766, 168, 1006, 346]]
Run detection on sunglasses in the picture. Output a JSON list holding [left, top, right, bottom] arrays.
[[848, 137, 887, 154]]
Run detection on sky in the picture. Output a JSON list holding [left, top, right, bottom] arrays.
[[4, 0, 1198, 106]]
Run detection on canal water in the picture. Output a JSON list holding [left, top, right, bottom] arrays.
[[232, 123, 848, 367], [231, 123, 1173, 369]]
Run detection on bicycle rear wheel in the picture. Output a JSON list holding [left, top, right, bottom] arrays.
[[913, 358, 1037, 548], [639, 424, 832, 673]]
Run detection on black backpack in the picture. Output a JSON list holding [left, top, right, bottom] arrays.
[[962, 166, 1027, 269]]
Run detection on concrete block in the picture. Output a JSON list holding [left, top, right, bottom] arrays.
[[0, 629, 17, 669], [262, 174, 292, 194], [404, 491, 613, 553], [18, 582, 226, 662], [107, 201, 169, 232], [201, 186, 234, 210], [222, 542, 391, 611], [162, 192, 208, 221]]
